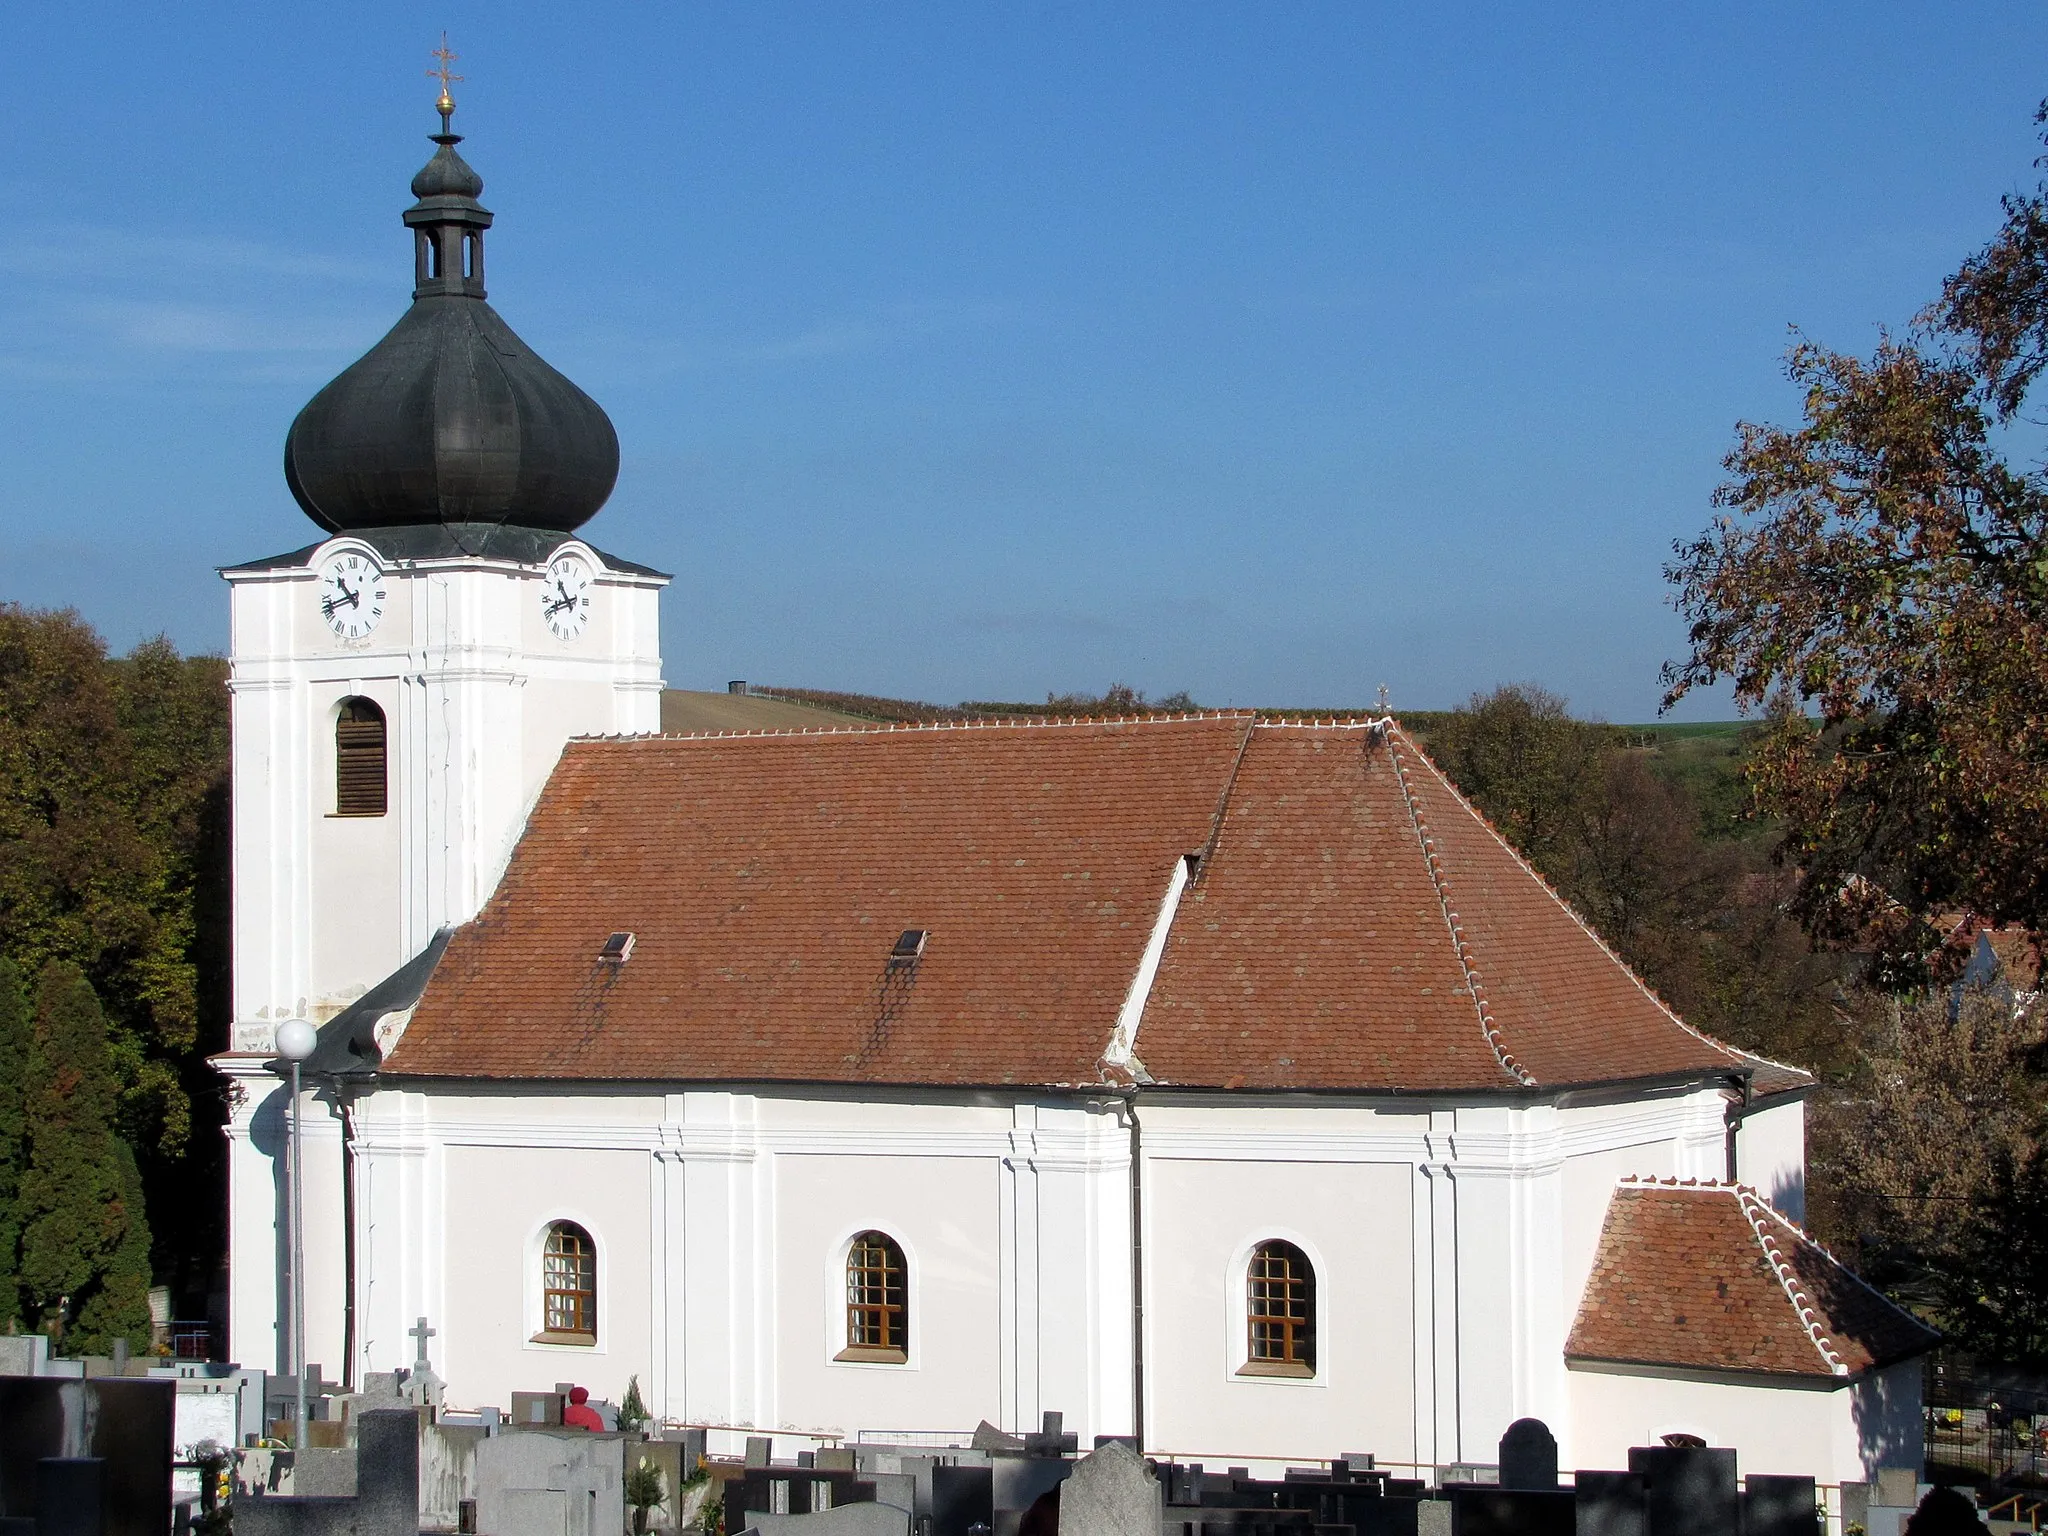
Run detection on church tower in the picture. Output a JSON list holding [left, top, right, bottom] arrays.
[[219, 80, 665, 1374]]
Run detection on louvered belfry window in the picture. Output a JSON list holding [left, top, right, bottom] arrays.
[[335, 698, 387, 817], [542, 1221, 597, 1338], [844, 1231, 908, 1355], [1247, 1239, 1316, 1371]]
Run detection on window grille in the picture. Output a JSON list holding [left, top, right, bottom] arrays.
[[1247, 1239, 1315, 1371], [542, 1222, 597, 1338], [844, 1231, 908, 1355], [335, 698, 388, 817]]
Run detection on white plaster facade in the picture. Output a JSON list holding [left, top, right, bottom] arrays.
[[215, 519, 1900, 1492], [218, 531, 664, 1387]]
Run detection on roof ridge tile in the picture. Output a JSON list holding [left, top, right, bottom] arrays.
[[1734, 1185, 1850, 1376], [1387, 722, 1749, 1074], [1382, 721, 1532, 1087]]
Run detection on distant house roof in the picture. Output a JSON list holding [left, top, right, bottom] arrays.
[[379, 716, 1805, 1094], [1567, 1181, 1937, 1380]]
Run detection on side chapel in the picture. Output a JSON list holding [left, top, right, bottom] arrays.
[[216, 98, 1934, 1483]]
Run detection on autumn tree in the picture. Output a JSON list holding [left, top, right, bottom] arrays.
[[17, 962, 152, 1350], [1664, 105, 2048, 983]]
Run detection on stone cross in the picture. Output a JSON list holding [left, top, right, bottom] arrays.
[[409, 1316, 437, 1371]]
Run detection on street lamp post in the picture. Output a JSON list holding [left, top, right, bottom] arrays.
[[274, 1018, 319, 1453]]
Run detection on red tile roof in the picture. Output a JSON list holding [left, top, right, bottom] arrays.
[[1567, 1181, 1937, 1379], [383, 717, 1802, 1093]]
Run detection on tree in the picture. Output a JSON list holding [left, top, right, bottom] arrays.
[[1664, 107, 2048, 983], [0, 960, 27, 1309], [0, 605, 230, 1307], [1808, 983, 2048, 1360], [17, 962, 153, 1350]]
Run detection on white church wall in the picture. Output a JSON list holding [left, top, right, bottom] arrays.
[[1734, 1097, 1808, 1222], [775, 1151, 1004, 1435], [1567, 1364, 1863, 1486], [437, 1141, 656, 1412], [1141, 1149, 1416, 1465]]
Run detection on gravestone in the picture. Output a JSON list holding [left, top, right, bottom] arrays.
[[1416, 1499, 1453, 1536], [1743, 1475, 1817, 1536], [1877, 1470, 1923, 1509], [509, 1392, 563, 1428], [0, 1377, 173, 1536], [746, 1438, 775, 1469], [817, 1450, 857, 1473], [867, 1474, 916, 1519], [742, 1508, 909, 1536], [1021, 1413, 1077, 1459], [1055, 1442, 1158, 1536], [402, 1318, 445, 1414], [932, 1464, 994, 1536], [37, 1460, 107, 1536], [972, 1423, 1025, 1454], [1575, 1471, 1647, 1536], [1450, 1488, 1574, 1536], [233, 1409, 420, 1536], [0, 1337, 48, 1377], [991, 1458, 1071, 1536], [474, 1427, 623, 1536], [1628, 1447, 1738, 1536], [1499, 1420, 1559, 1491]]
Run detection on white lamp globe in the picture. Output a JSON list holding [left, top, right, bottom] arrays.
[[275, 1018, 319, 1063]]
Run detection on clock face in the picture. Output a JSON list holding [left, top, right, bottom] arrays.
[[541, 554, 594, 641], [317, 552, 386, 642]]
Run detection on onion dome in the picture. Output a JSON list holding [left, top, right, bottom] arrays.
[[284, 106, 619, 534]]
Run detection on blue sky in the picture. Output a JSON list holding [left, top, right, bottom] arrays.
[[1, 5, 2043, 719]]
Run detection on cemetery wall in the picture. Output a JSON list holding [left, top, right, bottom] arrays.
[[1568, 1362, 1872, 1486]]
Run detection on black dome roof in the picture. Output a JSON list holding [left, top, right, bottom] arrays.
[[284, 121, 619, 535]]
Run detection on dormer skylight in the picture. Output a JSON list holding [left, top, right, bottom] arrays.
[[599, 931, 636, 965], [887, 929, 928, 969]]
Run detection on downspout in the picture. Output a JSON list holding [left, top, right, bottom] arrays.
[[340, 1090, 359, 1390], [1126, 1089, 1145, 1452]]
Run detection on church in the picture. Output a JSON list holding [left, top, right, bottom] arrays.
[[215, 96, 1934, 1486]]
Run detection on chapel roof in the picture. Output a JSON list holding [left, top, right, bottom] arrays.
[[1566, 1180, 1937, 1380], [380, 715, 1810, 1096]]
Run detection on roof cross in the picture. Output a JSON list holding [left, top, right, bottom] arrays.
[[428, 33, 464, 123]]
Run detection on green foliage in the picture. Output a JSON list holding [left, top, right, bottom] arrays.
[[1931, 1143, 2048, 1368], [17, 962, 153, 1349], [618, 1373, 649, 1433], [0, 961, 27, 1303], [1665, 102, 2048, 983], [0, 605, 229, 1308], [625, 1456, 666, 1516]]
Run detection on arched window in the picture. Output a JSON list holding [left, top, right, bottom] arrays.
[[1243, 1240, 1315, 1376], [540, 1221, 597, 1342], [335, 698, 387, 817], [838, 1230, 908, 1362]]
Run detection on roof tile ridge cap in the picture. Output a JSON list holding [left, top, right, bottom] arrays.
[[1733, 1184, 1850, 1376], [1733, 1044, 1819, 1082], [1191, 715, 1261, 875], [1382, 723, 1533, 1087], [1741, 1185, 1935, 1338], [1388, 723, 1747, 1070]]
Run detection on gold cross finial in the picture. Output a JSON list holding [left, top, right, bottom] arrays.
[[428, 33, 463, 124]]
